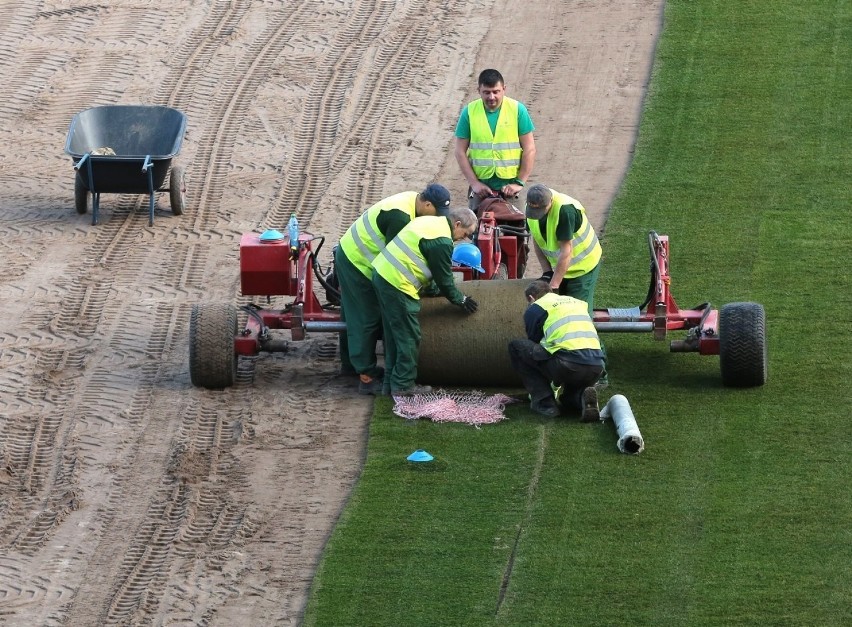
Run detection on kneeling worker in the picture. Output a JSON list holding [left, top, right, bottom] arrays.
[[372, 207, 480, 396], [508, 280, 603, 420]]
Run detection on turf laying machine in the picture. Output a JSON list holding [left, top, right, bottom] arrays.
[[189, 218, 767, 390]]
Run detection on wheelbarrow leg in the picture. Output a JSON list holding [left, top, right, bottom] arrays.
[[148, 192, 155, 227], [144, 155, 155, 227], [83, 155, 99, 226]]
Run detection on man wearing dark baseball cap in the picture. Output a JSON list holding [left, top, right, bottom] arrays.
[[524, 183, 552, 220], [420, 183, 452, 215], [525, 182, 609, 386], [335, 183, 453, 393]]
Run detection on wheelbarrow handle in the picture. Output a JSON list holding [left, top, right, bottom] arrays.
[[74, 153, 91, 170]]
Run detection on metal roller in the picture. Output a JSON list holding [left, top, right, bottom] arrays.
[[418, 279, 529, 386]]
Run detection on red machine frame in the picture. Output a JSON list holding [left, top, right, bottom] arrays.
[[592, 232, 720, 355], [189, 226, 765, 390]]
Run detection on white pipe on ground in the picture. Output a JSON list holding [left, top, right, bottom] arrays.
[[600, 394, 645, 454]]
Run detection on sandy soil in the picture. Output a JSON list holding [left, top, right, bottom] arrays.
[[0, 1, 662, 624]]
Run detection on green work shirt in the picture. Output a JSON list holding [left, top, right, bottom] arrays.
[[376, 207, 410, 244], [533, 203, 581, 241], [419, 234, 465, 305]]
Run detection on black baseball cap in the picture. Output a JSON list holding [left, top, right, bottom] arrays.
[[421, 183, 451, 210]]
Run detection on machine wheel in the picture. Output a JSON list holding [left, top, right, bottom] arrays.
[[496, 263, 509, 280], [719, 302, 767, 387], [189, 303, 238, 389], [169, 165, 186, 216], [74, 175, 89, 214]]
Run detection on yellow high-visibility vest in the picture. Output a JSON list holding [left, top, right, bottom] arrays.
[[467, 97, 521, 180], [537, 292, 601, 354], [528, 189, 601, 278], [339, 191, 418, 278], [372, 216, 451, 299]]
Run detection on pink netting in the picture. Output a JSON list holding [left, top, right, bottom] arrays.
[[392, 390, 517, 426]]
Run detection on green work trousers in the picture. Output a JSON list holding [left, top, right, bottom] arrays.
[[335, 247, 383, 378], [372, 272, 422, 394]]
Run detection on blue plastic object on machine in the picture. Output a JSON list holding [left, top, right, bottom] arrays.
[[288, 213, 299, 258], [259, 229, 284, 242], [452, 242, 485, 273]]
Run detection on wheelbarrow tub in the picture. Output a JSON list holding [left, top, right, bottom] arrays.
[[65, 105, 187, 193]]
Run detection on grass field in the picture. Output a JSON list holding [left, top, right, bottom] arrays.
[[304, 1, 851, 625]]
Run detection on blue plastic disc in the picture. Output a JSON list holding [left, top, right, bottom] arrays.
[[407, 449, 434, 462], [259, 229, 284, 242]]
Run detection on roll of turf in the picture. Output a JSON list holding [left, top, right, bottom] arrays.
[[417, 279, 528, 387]]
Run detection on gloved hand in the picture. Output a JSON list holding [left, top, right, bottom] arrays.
[[538, 270, 554, 284], [460, 295, 479, 314]]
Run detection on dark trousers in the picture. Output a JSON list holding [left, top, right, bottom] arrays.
[[508, 339, 603, 410], [335, 247, 383, 377], [557, 262, 607, 375], [372, 272, 422, 393]]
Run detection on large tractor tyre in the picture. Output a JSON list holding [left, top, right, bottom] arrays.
[[719, 302, 767, 387], [169, 165, 186, 216], [74, 175, 89, 214], [189, 303, 238, 389]]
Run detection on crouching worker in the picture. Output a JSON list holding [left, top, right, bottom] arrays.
[[508, 280, 603, 420], [372, 207, 480, 396]]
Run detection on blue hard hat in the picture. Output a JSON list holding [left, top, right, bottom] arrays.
[[452, 242, 485, 273]]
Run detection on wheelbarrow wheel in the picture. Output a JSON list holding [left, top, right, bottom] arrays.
[[719, 302, 767, 387], [189, 303, 237, 389], [169, 165, 186, 216], [74, 175, 89, 214]]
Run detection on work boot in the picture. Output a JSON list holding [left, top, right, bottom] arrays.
[[358, 374, 384, 396], [393, 384, 433, 396], [530, 399, 560, 418], [581, 387, 600, 423]]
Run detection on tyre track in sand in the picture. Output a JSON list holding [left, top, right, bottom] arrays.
[[13, 1, 398, 624], [0, 0, 439, 620], [0, 2, 276, 623]]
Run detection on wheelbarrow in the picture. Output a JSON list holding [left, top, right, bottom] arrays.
[[65, 105, 188, 226]]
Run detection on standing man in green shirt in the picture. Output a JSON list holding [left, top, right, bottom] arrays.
[[336, 183, 452, 395], [454, 68, 536, 212], [371, 207, 480, 396]]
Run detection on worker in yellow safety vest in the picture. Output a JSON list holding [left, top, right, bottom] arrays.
[[508, 281, 604, 420], [335, 183, 452, 395], [454, 68, 536, 212], [371, 207, 480, 396]]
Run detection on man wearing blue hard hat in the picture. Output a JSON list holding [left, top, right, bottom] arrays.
[[335, 183, 452, 395], [372, 207, 480, 396]]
